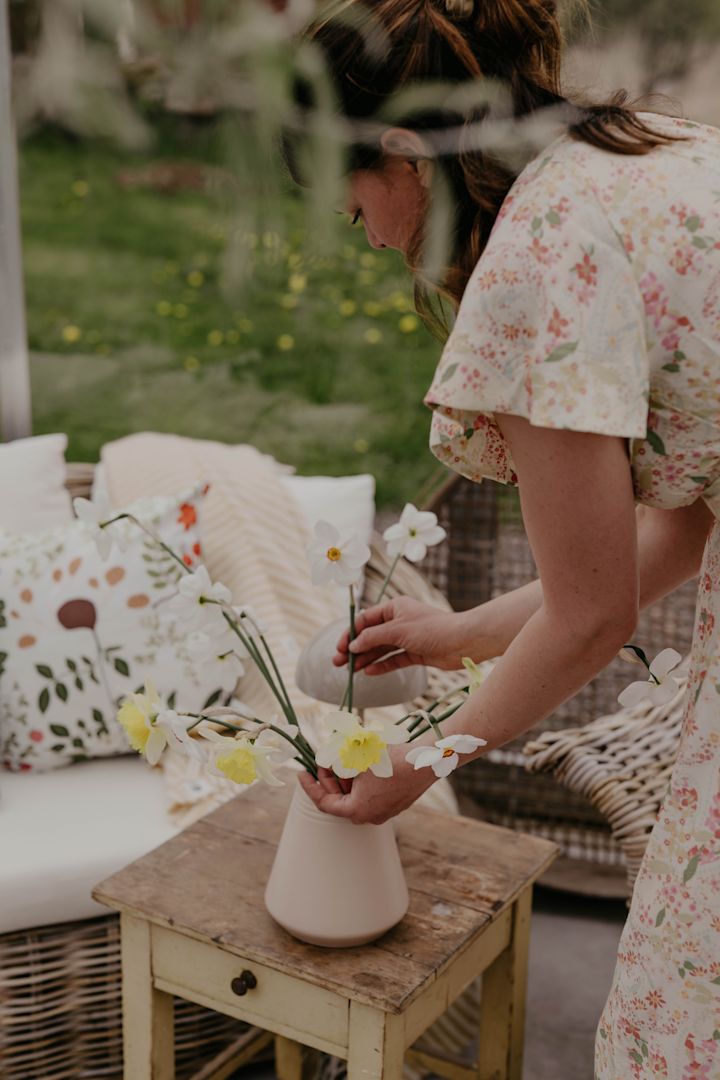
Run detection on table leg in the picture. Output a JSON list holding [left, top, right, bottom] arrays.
[[347, 1001, 405, 1079], [275, 1035, 304, 1080], [476, 888, 532, 1080], [120, 913, 174, 1080]]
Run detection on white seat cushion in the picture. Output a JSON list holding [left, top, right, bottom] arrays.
[[0, 756, 178, 933]]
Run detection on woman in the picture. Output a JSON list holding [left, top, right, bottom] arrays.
[[291, 0, 720, 1074]]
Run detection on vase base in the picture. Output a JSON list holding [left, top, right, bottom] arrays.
[[266, 907, 408, 949]]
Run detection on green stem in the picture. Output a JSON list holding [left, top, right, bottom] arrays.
[[105, 514, 191, 577], [376, 552, 401, 604], [406, 700, 465, 744], [340, 585, 357, 713]]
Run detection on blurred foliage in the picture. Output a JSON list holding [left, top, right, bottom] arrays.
[[589, 0, 720, 82], [21, 125, 446, 507]]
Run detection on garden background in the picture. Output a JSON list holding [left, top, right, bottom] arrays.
[[12, 0, 720, 508]]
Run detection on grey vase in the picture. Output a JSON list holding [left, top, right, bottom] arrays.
[[295, 616, 427, 709]]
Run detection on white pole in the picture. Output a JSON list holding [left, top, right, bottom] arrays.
[[0, 0, 32, 441]]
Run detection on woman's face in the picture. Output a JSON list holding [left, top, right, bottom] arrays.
[[346, 155, 428, 254]]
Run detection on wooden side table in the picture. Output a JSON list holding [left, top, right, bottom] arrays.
[[93, 784, 557, 1080]]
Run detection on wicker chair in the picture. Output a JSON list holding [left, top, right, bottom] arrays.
[[421, 473, 697, 881], [0, 462, 466, 1080]]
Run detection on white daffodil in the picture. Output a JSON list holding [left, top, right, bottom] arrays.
[[618, 648, 683, 708], [117, 679, 169, 765], [405, 734, 487, 778], [383, 503, 446, 563], [166, 565, 232, 630], [73, 493, 128, 561], [307, 521, 371, 588], [315, 709, 407, 779], [155, 709, 209, 764], [187, 620, 247, 672], [196, 721, 285, 787]]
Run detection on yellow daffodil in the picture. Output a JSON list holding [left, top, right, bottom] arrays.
[[316, 710, 407, 779], [198, 722, 284, 787], [117, 679, 168, 764], [462, 657, 486, 693]]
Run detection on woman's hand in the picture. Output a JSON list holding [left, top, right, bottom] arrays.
[[297, 744, 435, 824], [332, 596, 472, 675]]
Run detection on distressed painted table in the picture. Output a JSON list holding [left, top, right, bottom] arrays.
[[93, 783, 557, 1080]]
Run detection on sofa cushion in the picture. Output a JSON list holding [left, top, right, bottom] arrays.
[[0, 433, 73, 534], [0, 755, 178, 933], [0, 484, 240, 773]]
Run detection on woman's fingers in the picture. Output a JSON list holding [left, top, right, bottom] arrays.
[[364, 652, 415, 675], [297, 772, 355, 818], [333, 603, 395, 665]]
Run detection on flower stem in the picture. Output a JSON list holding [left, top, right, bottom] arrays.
[[340, 585, 357, 713], [375, 552, 401, 604], [406, 700, 465, 743]]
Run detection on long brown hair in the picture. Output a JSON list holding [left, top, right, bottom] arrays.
[[287, 0, 676, 332]]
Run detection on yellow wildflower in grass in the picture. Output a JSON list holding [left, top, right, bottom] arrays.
[[357, 270, 376, 286], [173, 303, 188, 319], [339, 299, 357, 316], [263, 231, 280, 249], [287, 252, 303, 268], [353, 437, 369, 454], [187, 270, 204, 287], [236, 317, 254, 333], [277, 334, 295, 351], [399, 314, 419, 334], [207, 329, 224, 346], [364, 328, 382, 344], [215, 742, 258, 785], [390, 290, 411, 312], [280, 294, 298, 310], [363, 301, 382, 317], [184, 356, 200, 372], [359, 251, 376, 268], [61, 325, 81, 343], [289, 272, 307, 294], [71, 180, 89, 197], [155, 300, 172, 317]]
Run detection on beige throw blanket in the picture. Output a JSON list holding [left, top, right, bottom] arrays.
[[102, 432, 457, 824]]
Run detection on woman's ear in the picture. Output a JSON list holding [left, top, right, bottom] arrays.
[[379, 127, 434, 188]]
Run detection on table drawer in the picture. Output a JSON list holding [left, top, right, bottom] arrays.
[[151, 926, 349, 1054]]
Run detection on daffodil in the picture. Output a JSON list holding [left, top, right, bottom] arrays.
[[73, 493, 128, 561], [618, 648, 683, 707], [197, 721, 285, 786], [117, 680, 169, 764], [307, 521, 370, 588], [255, 719, 300, 765], [462, 657, 485, 693], [166, 565, 232, 630], [316, 710, 407, 779], [155, 709, 208, 763], [405, 734, 487, 778], [383, 504, 446, 563]]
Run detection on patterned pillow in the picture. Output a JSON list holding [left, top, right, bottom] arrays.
[[0, 486, 241, 773]]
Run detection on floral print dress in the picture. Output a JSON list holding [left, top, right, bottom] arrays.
[[424, 114, 720, 1078]]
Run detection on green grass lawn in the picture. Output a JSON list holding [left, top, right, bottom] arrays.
[[21, 125, 449, 508]]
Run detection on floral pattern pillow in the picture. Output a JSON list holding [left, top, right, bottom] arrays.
[[0, 486, 240, 772]]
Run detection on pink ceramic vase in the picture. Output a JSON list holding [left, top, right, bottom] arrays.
[[264, 784, 409, 947]]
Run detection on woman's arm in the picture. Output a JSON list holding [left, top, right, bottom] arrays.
[[455, 495, 714, 663], [309, 418, 659, 822]]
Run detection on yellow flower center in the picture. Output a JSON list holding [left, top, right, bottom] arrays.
[[215, 745, 258, 785], [442, 747, 455, 758], [338, 731, 384, 772], [326, 546, 342, 562], [118, 701, 151, 753]]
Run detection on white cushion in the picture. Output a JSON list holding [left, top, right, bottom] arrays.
[[0, 756, 178, 932], [0, 433, 73, 533]]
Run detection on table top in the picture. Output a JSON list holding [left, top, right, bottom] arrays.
[[93, 782, 557, 1013]]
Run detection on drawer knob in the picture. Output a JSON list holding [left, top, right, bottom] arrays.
[[231, 970, 257, 996]]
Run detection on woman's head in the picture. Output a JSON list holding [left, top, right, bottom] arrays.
[[287, 0, 671, 327]]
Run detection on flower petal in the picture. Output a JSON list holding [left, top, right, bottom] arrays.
[[145, 729, 167, 765], [431, 752, 459, 777], [618, 680, 652, 708], [648, 677, 681, 705], [649, 648, 683, 681], [403, 538, 428, 563], [369, 749, 394, 778], [436, 734, 487, 754]]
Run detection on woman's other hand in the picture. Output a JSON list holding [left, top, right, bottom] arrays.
[[332, 596, 471, 674]]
